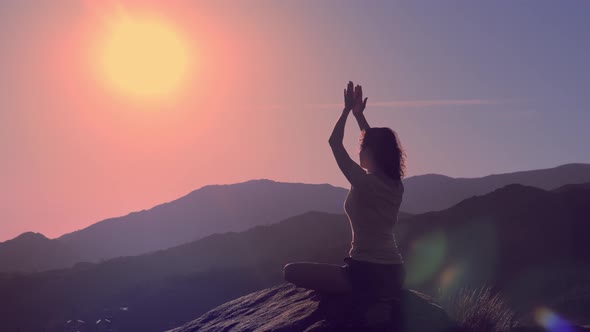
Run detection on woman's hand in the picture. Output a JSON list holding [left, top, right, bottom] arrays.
[[343, 81, 355, 112], [352, 84, 368, 117]]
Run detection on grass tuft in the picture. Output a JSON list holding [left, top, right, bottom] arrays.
[[439, 286, 516, 332]]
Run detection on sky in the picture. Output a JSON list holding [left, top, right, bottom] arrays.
[[1, 0, 589, 242]]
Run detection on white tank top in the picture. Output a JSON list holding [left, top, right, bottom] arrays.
[[344, 173, 404, 264]]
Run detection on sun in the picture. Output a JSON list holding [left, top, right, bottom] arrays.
[[96, 13, 191, 102]]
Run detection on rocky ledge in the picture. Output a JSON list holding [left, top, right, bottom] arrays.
[[166, 283, 458, 332]]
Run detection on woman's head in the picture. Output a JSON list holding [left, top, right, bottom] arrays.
[[359, 127, 406, 180]]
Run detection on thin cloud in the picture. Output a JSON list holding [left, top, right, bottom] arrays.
[[368, 99, 502, 108], [260, 99, 507, 111]]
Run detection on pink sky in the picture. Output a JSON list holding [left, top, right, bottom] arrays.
[[2, 1, 588, 242]]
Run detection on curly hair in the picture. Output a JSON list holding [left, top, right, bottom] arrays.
[[359, 127, 406, 180]]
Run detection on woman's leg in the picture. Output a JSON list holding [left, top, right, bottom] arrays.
[[283, 261, 352, 294]]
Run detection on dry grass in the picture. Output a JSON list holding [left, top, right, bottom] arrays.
[[438, 286, 516, 332]]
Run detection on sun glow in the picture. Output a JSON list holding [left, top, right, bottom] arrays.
[[96, 12, 191, 102]]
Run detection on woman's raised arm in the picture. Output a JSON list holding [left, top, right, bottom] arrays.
[[328, 81, 369, 188], [327, 80, 354, 145], [352, 85, 370, 131]]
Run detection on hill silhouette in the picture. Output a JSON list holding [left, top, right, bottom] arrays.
[[57, 179, 348, 262], [1, 183, 589, 330], [396, 182, 590, 322], [401, 163, 590, 213], [0, 211, 350, 331], [3, 163, 589, 274], [0, 180, 348, 273], [0, 232, 80, 273]]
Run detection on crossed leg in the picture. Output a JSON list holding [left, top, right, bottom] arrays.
[[283, 261, 353, 294]]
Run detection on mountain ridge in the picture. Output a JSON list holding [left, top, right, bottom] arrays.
[[1, 182, 589, 330], [0, 180, 348, 273], [2, 163, 590, 274], [401, 163, 590, 213]]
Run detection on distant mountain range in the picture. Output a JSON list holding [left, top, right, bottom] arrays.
[[1, 163, 589, 274], [397, 182, 590, 301], [0, 211, 351, 332], [0, 232, 80, 273], [401, 163, 590, 213], [1, 182, 589, 331], [0, 180, 348, 273]]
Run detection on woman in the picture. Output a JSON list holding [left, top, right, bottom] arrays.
[[283, 81, 407, 301]]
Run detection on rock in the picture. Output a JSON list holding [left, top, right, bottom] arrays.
[[166, 283, 458, 332]]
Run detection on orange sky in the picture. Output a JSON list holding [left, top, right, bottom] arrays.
[[2, 1, 362, 240]]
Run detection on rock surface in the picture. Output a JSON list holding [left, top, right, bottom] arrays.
[[167, 283, 458, 332]]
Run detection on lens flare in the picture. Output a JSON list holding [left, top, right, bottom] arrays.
[[405, 230, 447, 285], [534, 307, 574, 332], [439, 263, 462, 293]]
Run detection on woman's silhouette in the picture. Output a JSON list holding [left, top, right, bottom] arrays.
[[283, 81, 406, 301]]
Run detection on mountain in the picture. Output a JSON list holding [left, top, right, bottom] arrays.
[[4, 163, 589, 274], [0, 211, 351, 332], [0, 232, 80, 273], [553, 182, 590, 193], [0, 179, 348, 273], [57, 179, 349, 262], [1, 183, 589, 331], [401, 163, 590, 213], [396, 182, 590, 316]]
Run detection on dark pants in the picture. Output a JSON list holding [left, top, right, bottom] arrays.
[[343, 256, 406, 300]]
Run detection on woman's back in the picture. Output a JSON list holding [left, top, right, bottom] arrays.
[[344, 173, 404, 265]]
